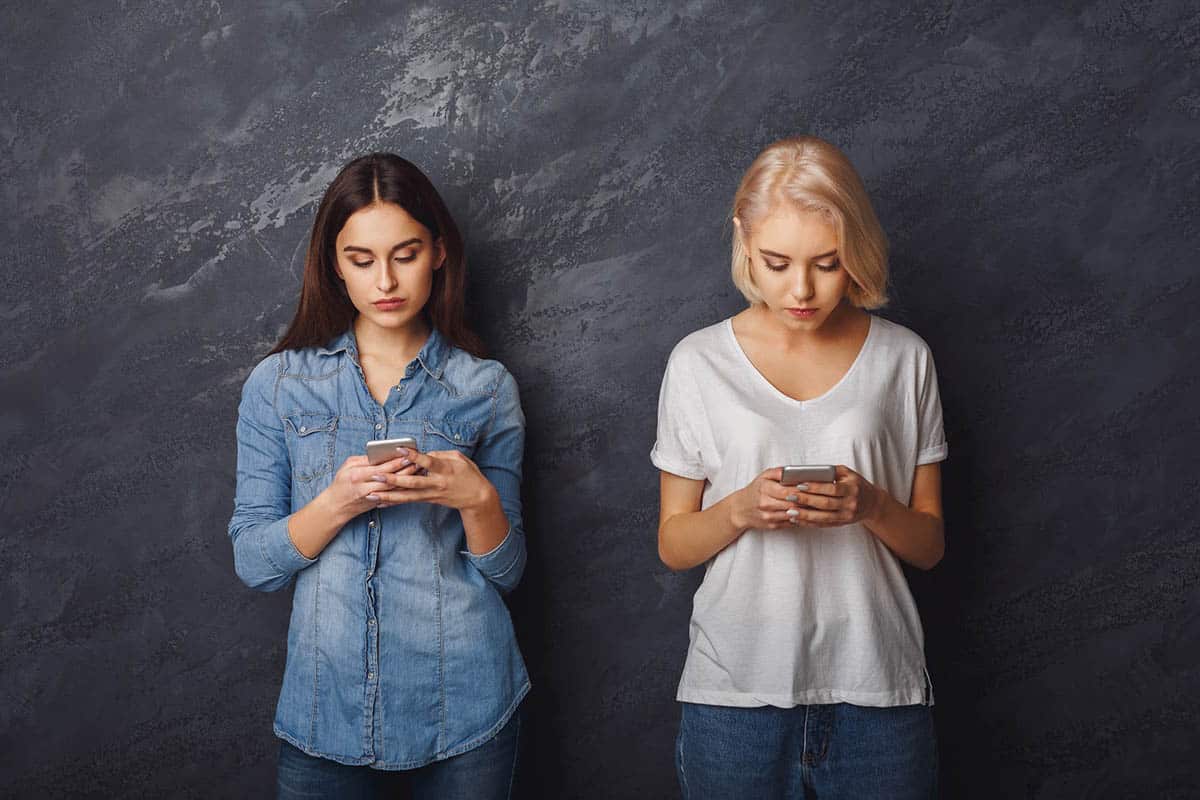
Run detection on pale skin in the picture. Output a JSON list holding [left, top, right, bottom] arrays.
[[658, 204, 945, 572], [286, 201, 509, 560]]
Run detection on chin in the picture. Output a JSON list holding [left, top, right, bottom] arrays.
[[361, 309, 420, 329], [773, 308, 828, 328]]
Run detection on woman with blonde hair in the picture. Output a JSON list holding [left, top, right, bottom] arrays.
[[653, 136, 947, 798]]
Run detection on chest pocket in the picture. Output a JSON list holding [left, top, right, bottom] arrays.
[[422, 419, 481, 457], [284, 413, 338, 482]]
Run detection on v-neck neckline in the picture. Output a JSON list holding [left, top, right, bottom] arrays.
[[724, 314, 875, 407]]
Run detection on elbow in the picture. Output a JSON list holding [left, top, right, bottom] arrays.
[[913, 551, 943, 571], [915, 524, 945, 571], [657, 530, 690, 572], [234, 559, 290, 592], [230, 524, 289, 592]]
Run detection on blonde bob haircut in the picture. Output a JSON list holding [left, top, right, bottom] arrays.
[[731, 136, 889, 309]]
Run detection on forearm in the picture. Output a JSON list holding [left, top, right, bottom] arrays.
[[863, 491, 944, 570], [659, 491, 745, 571], [460, 483, 509, 555], [288, 491, 355, 559]]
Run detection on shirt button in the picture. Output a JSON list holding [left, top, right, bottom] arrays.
[[368, 619, 376, 626], [366, 570, 373, 579], [374, 423, 383, 431], [299, 426, 307, 434], [368, 672, 375, 680], [368, 520, 376, 528]]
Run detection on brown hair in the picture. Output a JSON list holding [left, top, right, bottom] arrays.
[[270, 153, 485, 357]]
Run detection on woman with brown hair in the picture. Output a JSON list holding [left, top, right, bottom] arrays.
[[229, 153, 526, 799]]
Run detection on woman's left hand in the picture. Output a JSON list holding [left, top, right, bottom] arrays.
[[367, 448, 496, 511], [785, 465, 886, 527]]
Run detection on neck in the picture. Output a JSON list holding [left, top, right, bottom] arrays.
[[754, 300, 865, 349], [353, 314, 431, 367]]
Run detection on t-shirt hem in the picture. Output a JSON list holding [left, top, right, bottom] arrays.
[[676, 685, 932, 708]]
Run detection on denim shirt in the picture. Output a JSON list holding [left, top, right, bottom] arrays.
[[228, 327, 528, 769]]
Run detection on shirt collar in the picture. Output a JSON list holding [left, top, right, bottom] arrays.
[[316, 326, 449, 380]]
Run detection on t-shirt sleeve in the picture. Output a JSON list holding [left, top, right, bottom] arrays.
[[916, 346, 949, 465], [650, 346, 707, 480]]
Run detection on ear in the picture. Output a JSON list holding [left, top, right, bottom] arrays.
[[433, 238, 446, 271], [732, 215, 750, 251]]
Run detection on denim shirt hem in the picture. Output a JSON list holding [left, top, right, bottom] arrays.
[[271, 679, 530, 770]]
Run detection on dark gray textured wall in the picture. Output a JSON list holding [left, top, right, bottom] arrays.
[[2, 1, 1198, 797]]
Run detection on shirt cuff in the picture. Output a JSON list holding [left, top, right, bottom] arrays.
[[650, 448, 706, 480], [461, 525, 522, 581], [259, 515, 318, 575], [916, 442, 949, 465]]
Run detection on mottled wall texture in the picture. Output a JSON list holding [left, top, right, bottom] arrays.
[[1, 1, 1197, 797]]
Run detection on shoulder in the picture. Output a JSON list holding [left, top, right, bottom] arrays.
[[275, 343, 344, 378], [869, 315, 936, 363], [241, 352, 284, 398], [664, 319, 730, 372], [441, 347, 518, 398]]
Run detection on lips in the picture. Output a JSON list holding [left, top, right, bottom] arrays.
[[374, 298, 407, 310], [788, 307, 818, 318]]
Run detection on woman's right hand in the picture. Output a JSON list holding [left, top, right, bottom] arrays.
[[321, 454, 419, 524], [730, 468, 797, 531]]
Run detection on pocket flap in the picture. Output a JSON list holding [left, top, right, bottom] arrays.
[[423, 419, 480, 448], [284, 413, 338, 437]]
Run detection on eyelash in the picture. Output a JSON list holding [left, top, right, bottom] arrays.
[[351, 255, 417, 268], [764, 261, 840, 273]]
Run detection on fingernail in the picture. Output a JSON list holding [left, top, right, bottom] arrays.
[[796, 483, 809, 491], [396, 448, 409, 455], [786, 494, 798, 503], [370, 475, 385, 482], [399, 458, 410, 466], [365, 494, 379, 501], [786, 509, 800, 518]]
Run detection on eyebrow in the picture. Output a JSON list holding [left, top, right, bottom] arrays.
[[342, 238, 423, 254], [759, 248, 838, 261]]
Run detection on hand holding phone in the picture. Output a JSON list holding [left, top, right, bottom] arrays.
[[366, 437, 419, 466], [780, 465, 836, 486]]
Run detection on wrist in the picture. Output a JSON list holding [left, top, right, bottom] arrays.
[[461, 481, 499, 516], [727, 488, 749, 532], [316, 486, 354, 527], [863, 483, 892, 528]]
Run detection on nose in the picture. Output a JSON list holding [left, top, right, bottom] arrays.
[[376, 261, 398, 293], [791, 266, 815, 302]]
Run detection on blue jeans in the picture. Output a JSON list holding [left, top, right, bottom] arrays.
[[676, 701, 937, 799], [276, 710, 520, 799]]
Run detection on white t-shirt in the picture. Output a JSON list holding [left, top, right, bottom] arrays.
[[651, 314, 948, 708]]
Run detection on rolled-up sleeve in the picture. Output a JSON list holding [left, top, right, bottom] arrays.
[[228, 354, 316, 592], [462, 368, 527, 593]]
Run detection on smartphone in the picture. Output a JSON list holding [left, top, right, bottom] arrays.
[[780, 465, 836, 485], [366, 437, 419, 466]]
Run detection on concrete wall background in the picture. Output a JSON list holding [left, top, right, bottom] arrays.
[[2, 2, 1198, 797]]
